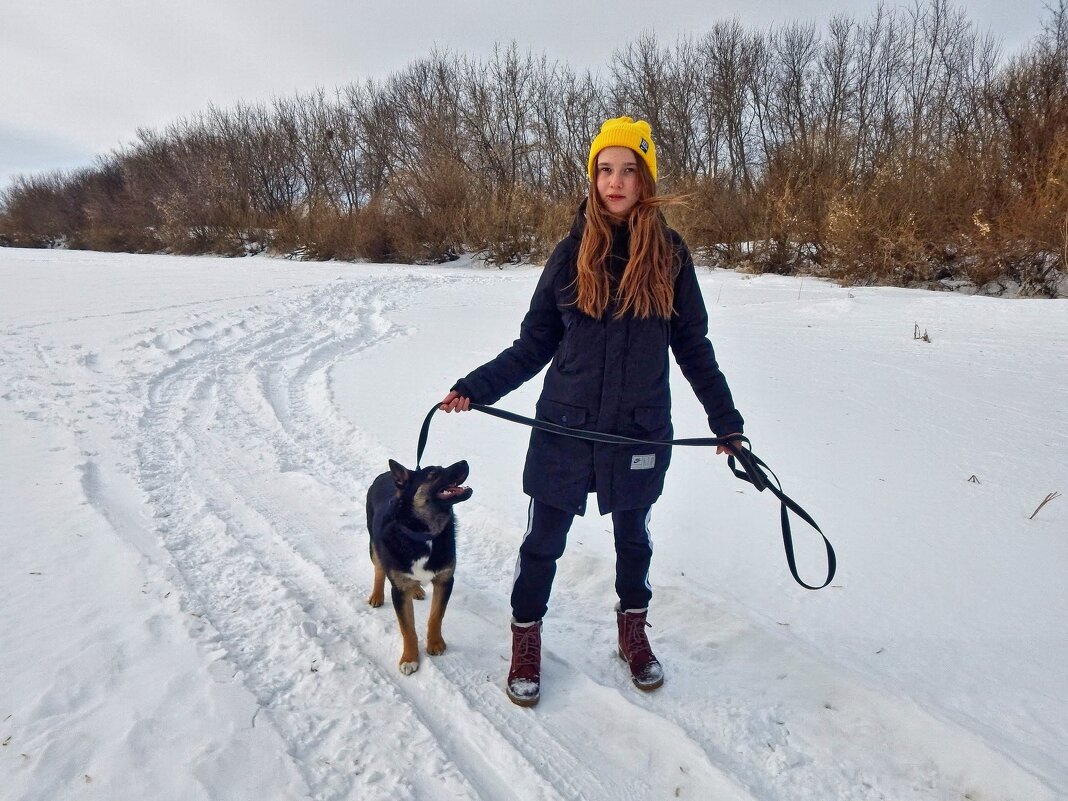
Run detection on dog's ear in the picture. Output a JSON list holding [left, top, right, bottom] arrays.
[[388, 459, 410, 488]]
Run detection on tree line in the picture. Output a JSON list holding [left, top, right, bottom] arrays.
[[2, 0, 1066, 294]]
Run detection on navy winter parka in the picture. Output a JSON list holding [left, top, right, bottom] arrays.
[[453, 201, 743, 516]]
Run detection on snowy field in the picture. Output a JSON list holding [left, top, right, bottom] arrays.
[[1, 247, 1066, 801]]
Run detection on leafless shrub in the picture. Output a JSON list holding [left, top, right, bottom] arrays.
[[0, 171, 79, 247], [273, 205, 360, 262]]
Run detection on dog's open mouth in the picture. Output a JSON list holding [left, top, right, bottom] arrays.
[[437, 484, 471, 501], [433, 460, 472, 503]]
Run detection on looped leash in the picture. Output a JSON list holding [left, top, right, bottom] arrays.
[[417, 403, 836, 590], [725, 449, 837, 591]]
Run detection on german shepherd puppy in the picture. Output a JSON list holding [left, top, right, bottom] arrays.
[[366, 459, 472, 674]]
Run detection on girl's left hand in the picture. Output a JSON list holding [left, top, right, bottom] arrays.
[[717, 434, 744, 456]]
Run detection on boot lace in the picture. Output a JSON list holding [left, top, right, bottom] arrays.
[[623, 616, 656, 666], [511, 625, 541, 674]]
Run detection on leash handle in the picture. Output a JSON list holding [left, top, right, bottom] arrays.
[[727, 452, 837, 590], [417, 402, 836, 590]]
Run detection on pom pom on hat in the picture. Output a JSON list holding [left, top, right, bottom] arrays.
[[587, 116, 657, 182]]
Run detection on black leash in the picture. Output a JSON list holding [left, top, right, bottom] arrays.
[[416, 403, 836, 590]]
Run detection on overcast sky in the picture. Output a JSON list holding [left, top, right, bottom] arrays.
[[0, 0, 1052, 190]]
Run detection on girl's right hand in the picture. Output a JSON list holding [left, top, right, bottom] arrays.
[[440, 390, 471, 412]]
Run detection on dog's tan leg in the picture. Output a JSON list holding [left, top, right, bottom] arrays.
[[367, 554, 385, 608], [426, 575, 454, 656], [391, 584, 420, 674]]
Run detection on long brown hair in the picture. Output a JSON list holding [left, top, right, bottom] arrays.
[[574, 156, 679, 320]]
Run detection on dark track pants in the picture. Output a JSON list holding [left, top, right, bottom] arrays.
[[511, 498, 653, 624]]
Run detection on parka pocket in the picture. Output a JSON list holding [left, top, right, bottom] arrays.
[[536, 398, 588, 428]]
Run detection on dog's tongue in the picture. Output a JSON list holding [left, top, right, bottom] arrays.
[[437, 485, 468, 500]]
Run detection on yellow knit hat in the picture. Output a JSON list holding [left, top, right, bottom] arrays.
[[587, 116, 657, 182]]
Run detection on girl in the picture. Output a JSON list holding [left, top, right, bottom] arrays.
[[440, 116, 745, 707]]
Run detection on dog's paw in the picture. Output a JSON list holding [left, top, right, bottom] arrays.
[[399, 659, 420, 675], [412, 586, 426, 601], [426, 638, 447, 656], [367, 593, 384, 608]]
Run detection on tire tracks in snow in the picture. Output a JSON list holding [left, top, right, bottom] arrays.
[[136, 278, 479, 800]]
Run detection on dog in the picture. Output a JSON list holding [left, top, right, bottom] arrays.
[[366, 459, 472, 674]]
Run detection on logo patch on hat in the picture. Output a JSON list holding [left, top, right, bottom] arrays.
[[631, 454, 655, 470], [639, 138, 649, 154]]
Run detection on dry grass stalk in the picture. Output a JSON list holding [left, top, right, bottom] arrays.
[[1029, 491, 1062, 520]]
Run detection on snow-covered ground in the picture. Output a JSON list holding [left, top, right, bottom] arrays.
[[1, 247, 1065, 801]]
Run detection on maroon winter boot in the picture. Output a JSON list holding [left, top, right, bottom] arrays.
[[616, 606, 664, 691], [507, 619, 542, 707]]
